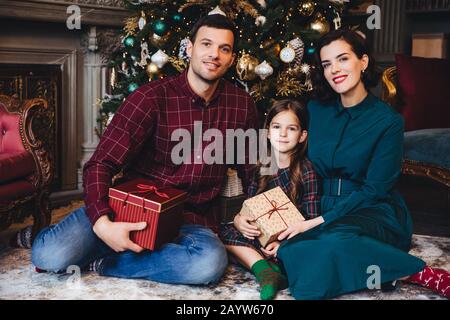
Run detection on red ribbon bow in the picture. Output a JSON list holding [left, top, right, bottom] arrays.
[[134, 184, 170, 199], [264, 200, 289, 220], [254, 194, 290, 228], [122, 184, 169, 213]]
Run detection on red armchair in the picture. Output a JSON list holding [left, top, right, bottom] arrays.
[[0, 94, 53, 241]]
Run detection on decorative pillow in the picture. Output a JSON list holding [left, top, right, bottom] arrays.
[[404, 128, 450, 169], [395, 54, 450, 131]]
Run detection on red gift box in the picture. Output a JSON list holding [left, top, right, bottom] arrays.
[[108, 178, 187, 250]]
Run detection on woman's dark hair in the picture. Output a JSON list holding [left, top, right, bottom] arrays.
[[190, 14, 238, 50], [311, 28, 381, 104], [256, 99, 309, 204]]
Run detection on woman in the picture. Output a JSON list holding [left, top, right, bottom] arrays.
[[276, 29, 450, 300]]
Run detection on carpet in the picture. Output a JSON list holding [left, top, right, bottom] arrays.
[[0, 201, 448, 300]]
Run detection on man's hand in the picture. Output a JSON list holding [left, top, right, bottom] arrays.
[[260, 241, 281, 258], [93, 215, 147, 253], [234, 213, 260, 240]]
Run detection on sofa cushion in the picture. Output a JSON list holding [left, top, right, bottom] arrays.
[[0, 179, 35, 206], [0, 102, 26, 153], [395, 54, 450, 131], [0, 151, 35, 183], [404, 128, 450, 169]]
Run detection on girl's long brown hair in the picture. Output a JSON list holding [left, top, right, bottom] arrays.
[[256, 99, 309, 204]]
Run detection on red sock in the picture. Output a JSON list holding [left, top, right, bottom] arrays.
[[405, 266, 450, 299], [35, 267, 47, 273]]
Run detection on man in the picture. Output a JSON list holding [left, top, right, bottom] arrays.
[[30, 14, 258, 285]]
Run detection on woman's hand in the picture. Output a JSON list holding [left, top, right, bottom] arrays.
[[261, 241, 281, 258], [234, 213, 260, 239], [278, 216, 324, 241]]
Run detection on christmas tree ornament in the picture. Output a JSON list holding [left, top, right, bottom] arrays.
[[276, 73, 303, 97], [261, 38, 275, 49], [151, 49, 169, 68], [304, 78, 313, 91], [178, 37, 190, 62], [279, 44, 296, 63], [124, 17, 138, 36], [121, 61, 127, 71], [256, 0, 267, 8], [138, 11, 147, 30], [289, 37, 305, 66], [255, 16, 267, 27], [153, 20, 167, 36], [333, 12, 342, 29], [273, 43, 281, 56], [299, 1, 315, 17], [110, 67, 117, 88], [306, 46, 315, 55], [250, 82, 269, 102], [310, 13, 330, 35], [128, 82, 139, 93], [169, 56, 187, 72], [146, 62, 159, 77], [236, 53, 259, 81], [300, 63, 311, 75], [208, 6, 226, 16], [124, 36, 135, 47], [261, 38, 281, 56], [138, 41, 150, 67], [150, 32, 170, 47], [172, 13, 182, 23], [255, 60, 273, 80]]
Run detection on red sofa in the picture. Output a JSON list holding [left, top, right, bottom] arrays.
[[0, 94, 53, 240]]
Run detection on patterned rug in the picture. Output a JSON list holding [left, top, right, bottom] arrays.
[[0, 202, 448, 300]]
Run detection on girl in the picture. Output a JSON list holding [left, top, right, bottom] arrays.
[[276, 28, 450, 300], [219, 99, 321, 300]]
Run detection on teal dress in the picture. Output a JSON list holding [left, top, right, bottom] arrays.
[[277, 93, 426, 300]]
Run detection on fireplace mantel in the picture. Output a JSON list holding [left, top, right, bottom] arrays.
[[0, 0, 129, 27], [0, 2, 126, 204]]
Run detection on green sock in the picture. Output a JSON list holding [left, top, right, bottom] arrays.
[[251, 259, 288, 300], [268, 261, 281, 273]]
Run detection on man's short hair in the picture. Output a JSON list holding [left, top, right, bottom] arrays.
[[190, 14, 238, 50]]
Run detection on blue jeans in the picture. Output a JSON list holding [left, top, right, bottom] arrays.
[[31, 207, 228, 285]]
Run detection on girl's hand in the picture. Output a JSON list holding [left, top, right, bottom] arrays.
[[261, 241, 281, 258], [278, 216, 324, 241], [234, 213, 260, 239]]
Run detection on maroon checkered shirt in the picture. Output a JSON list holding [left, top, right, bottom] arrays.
[[83, 70, 258, 232]]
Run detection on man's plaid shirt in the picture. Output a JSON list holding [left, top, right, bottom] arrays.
[[83, 70, 259, 232]]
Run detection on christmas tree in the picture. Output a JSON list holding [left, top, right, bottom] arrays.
[[99, 0, 362, 131]]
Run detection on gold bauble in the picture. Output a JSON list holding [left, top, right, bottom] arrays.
[[310, 13, 330, 35], [150, 32, 171, 47], [261, 39, 281, 56], [146, 62, 159, 77], [236, 53, 259, 81], [299, 1, 315, 17], [273, 43, 281, 56]]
